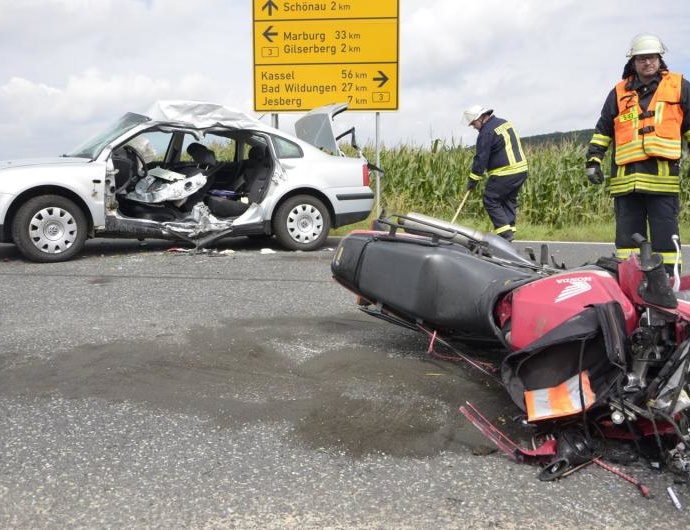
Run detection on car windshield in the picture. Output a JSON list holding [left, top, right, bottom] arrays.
[[66, 112, 150, 159]]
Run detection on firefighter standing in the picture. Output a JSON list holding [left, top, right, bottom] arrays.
[[463, 105, 528, 242], [586, 33, 690, 273]]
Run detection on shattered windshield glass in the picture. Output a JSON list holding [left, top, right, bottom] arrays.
[[66, 112, 150, 159]]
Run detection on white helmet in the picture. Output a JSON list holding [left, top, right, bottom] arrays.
[[463, 105, 493, 126], [626, 33, 666, 57]]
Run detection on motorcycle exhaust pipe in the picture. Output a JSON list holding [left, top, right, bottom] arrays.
[[400, 211, 536, 267], [400, 211, 482, 246]]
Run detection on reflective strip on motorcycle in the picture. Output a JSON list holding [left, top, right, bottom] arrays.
[[524, 371, 595, 422]]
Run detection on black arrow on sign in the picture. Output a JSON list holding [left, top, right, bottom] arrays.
[[263, 25, 278, 42], [373, 70, 389, 88], [262, 0, 278, 16]]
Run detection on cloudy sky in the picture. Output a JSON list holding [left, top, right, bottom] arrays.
[[1, 0, 689, 160]]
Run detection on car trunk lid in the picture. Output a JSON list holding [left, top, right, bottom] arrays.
[[294, 103, 350, 155]]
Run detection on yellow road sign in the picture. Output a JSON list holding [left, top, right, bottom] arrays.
[[252, 0, 399, 112], [253, 0, 398, 21], [255, 64, 397, 111], [254, 19, 398, 64]]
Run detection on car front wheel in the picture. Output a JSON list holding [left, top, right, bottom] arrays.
[[12, 195, 87, 262], [273, 195, 330, 251]]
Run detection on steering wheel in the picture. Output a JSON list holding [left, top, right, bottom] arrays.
[[123, 144, 148, 178]]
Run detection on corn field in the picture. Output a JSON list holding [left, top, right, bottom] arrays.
[[362, 140, 690, 227]]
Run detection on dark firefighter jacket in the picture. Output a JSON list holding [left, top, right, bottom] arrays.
[[587, 70, 690, 196], [469, 115, 528, 182]]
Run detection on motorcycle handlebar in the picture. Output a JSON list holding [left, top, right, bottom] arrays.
[[632, 233, 663, 272]]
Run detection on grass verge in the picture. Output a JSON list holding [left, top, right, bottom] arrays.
[[331, 210, 690, 243]]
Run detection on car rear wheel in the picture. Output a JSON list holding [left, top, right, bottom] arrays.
[[12, 195, 87, 262], [273, 195, 330, 251]]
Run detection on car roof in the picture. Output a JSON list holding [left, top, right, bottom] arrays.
[[144, 100, 263, 129], [142, 100, 351, 155]]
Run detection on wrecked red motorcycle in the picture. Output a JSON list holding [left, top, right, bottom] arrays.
[[331, 212, 690, 491]]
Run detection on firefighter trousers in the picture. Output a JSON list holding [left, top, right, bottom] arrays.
[[483, 171, 528, 241], [614, 193, 681, 274]]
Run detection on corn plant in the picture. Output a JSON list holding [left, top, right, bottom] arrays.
[[362, 139, 690, 228]]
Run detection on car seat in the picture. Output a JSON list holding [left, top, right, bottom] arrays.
[[187, 142, 217, 169], [178, 143, 224, 210], [244, 146, 272, 203], [205, 145, 272, 218], [229, 145, 264, 193]]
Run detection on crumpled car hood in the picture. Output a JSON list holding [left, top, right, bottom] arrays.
[[0, 157, 88, 171], [145, 100, 262, 129]]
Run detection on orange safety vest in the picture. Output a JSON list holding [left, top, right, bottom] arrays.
[[524, 371, 595, 422], [614, 71, 683, 165]]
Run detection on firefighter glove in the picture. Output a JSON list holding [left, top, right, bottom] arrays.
[[586, 162, 604, 185], [466, 178, 479, 191]]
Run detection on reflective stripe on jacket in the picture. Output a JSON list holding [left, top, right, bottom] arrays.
[[586, 70, 690, 196], [524, 371, 595, 422], [614, 71, 683, 166], [470, 115, 528, 180]]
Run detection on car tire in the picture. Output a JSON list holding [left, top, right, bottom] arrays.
[[273, 195, 330, 251], [12, 195, 87, 262]]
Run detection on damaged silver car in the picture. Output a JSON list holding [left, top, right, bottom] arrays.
[[0, 100, 375, 262]]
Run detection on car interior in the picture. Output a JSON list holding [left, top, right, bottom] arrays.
[[110, 131, 274, 223]]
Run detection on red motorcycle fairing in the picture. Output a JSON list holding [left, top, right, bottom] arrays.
[[506, 268, 637, 350], [677, 299, 690, 320]]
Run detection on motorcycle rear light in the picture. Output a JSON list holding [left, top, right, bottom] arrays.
[[362, 164, 370, 186]]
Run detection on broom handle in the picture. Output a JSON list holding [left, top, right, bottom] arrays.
[[451, 190, 471, 224]]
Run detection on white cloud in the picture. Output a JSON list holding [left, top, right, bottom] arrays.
[[0, 0, 688, 158]]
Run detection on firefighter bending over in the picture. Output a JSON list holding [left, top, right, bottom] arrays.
[[463, 105, 529, 242]]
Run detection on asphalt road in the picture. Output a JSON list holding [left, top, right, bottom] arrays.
[[1, 236, 690, 529]]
